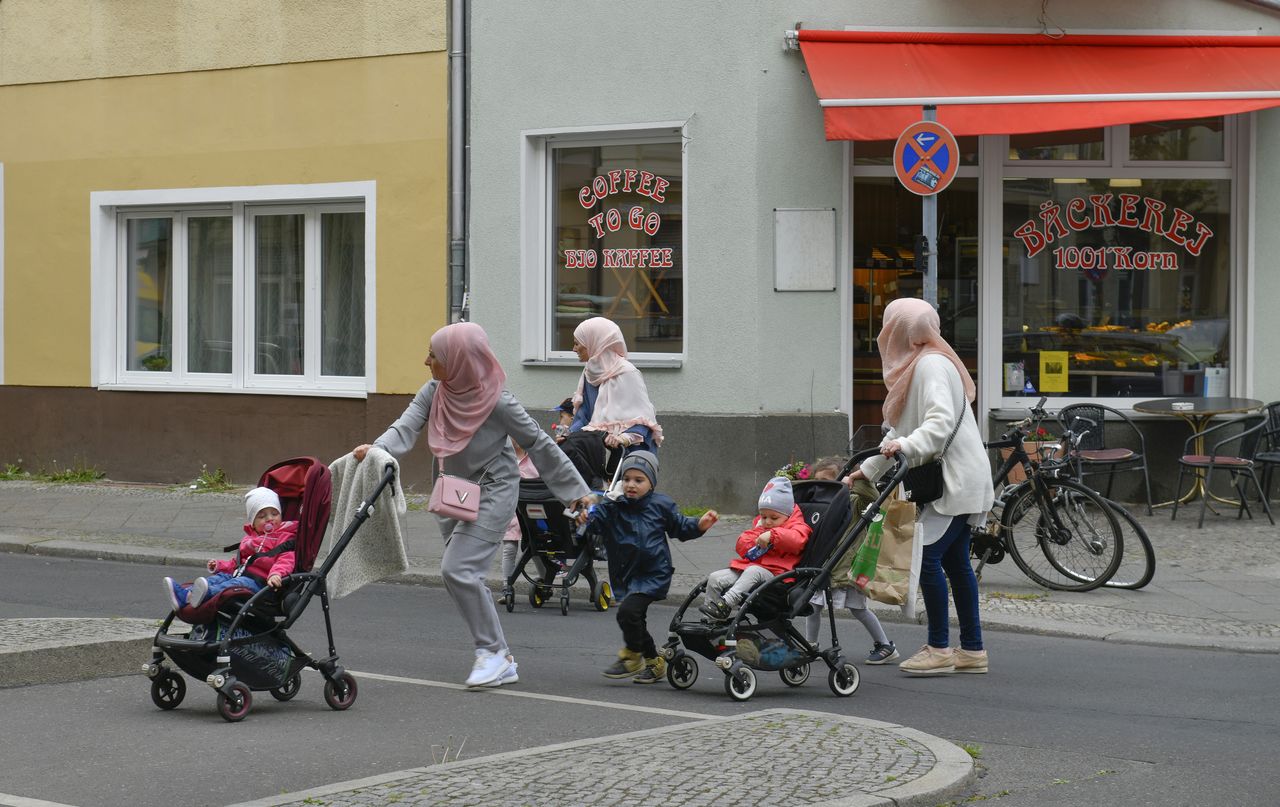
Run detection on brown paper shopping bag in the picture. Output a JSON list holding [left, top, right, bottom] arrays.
[[863, 497, 918, 609]]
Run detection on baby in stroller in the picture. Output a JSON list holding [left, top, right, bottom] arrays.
[[698, 476, 811, 622], [146, 455, 395, 722], [660, 452, 910, 701], [164, 487, 296, 611]]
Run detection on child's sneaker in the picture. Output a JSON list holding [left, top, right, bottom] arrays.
[[602, 648, 644, 678], [954, 648, 988, 674], [186, 577, 210, 609], [698, 596, 731, 622], [483, 659, 519, 687], [633, 656, 666, 684], [898, 644, 955, 675], [163, 577, 182, 611], [865, 641, 899, 665]]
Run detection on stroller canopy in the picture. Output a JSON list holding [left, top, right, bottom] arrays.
[[258, 457, 332, 573]]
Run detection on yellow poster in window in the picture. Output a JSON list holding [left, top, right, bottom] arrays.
[[1039, 351, 1069, 393]]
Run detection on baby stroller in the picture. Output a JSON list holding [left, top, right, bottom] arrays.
[[500, 441, 638, 616], [144, 456, 397, 722], [660, 451, 909, 702]]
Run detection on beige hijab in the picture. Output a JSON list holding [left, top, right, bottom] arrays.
[[878, 298, 974, 426]]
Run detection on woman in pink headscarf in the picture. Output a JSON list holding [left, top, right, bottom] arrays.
[[844, 298, 994, 677], [353, 322, 592, 687], [558, 317, 663, 488]]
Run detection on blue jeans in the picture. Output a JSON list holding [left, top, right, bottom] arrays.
[[181, 573, 262, 606], [921, 515, 983, 651]]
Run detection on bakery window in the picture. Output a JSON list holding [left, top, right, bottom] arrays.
[[1001, 177, 1231, 399]]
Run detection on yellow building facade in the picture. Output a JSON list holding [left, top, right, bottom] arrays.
[[0, 1, 449, 484]]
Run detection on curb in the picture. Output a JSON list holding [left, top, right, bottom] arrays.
[[225, 708, 975, 807], [0, 618, 159, 688]]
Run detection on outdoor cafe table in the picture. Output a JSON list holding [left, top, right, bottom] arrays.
[[1132, 396, 1264, 508]]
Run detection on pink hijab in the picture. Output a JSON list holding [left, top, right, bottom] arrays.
[[574, 317, 631, 386], [878, 298, 975, 426], [427, 322, 507, 458]]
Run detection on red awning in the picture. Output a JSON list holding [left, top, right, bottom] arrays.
[[797, 30, 1280, 141]]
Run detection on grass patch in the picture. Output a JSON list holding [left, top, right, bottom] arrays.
[[0, 461, 30, 481], [188, 464, 235, 493], [961, 742, 983, 760], [38, 460, 105, 484], [680, 505, 709, 517], [987, 591, 1048, 601]]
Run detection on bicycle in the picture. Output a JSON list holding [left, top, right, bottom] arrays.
[[970, 397, 1125, 592]]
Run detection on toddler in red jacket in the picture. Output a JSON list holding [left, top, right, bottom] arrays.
[[163, 487, 297, 611], [699, 476, 811, 621]]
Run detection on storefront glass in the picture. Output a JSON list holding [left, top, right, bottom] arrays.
[[550, 142, 683, 354], [1001, 177, 1231, 398], [852, 176, 979, 426]]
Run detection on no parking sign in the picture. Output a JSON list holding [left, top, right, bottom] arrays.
[[893, 120, 959, 196]]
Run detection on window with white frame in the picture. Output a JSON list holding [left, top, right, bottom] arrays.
[[524, 128, 685, 360], [101, 191, 370, 395]]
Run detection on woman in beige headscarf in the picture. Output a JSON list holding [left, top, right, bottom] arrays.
[[557, 317, 662, 487], [845, 298, 993, 676]]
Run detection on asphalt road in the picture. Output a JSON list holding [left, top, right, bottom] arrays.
[[1, 553, 1277, 807]]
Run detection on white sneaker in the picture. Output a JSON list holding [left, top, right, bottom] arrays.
[[483, 660, 519, 687], [187, 577, 210, 608], [163, 577, 181, 611], [465, 649, 512, 687]]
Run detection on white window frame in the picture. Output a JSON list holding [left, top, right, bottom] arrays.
[[91, 182, 376, 397], [519, 122, 687, 366]]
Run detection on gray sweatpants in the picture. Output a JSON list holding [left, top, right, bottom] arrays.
[[441, 528, 508, 656], [706, 565, 775, 606]]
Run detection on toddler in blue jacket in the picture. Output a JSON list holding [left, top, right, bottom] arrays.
[[581, 450, 717, 683]]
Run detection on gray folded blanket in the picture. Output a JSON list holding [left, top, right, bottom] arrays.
[[318, 447, 409, 598]]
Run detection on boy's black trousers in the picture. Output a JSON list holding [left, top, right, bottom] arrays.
[[616, 592, 659, 658]]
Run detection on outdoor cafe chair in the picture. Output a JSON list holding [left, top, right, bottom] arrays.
[[1255, 401, 1280, 504], [1058, 403, 1155, 515], [1171, 414, 1275, 529]]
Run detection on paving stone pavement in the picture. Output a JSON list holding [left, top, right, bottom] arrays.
[[226, 709, 974, 807]]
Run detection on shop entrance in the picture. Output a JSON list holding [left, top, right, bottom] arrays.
[[850, 174, 980, 432]]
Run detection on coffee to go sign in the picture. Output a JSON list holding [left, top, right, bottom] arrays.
[[1013, 193, 1214, 272], [564, 169, 674, 270]]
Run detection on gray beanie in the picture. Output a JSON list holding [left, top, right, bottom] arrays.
[[617, 450, 659, 487], [757, 476, 794, 515]]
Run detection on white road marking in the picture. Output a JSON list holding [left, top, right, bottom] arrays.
[[345, 669, 719, 720], [0, 794, 79, 807]]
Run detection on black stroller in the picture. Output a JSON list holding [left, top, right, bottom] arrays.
[[661, 452, 909, 701], [501, 478, 612, 615], [145, 456, 398, 722]]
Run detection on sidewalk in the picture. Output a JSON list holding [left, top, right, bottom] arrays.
[[1, 478, 1277, 653]]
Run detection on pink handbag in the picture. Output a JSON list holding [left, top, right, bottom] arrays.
[[427, 460, 482, 522]]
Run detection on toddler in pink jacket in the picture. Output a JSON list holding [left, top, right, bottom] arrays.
[[164, 487, 297, 611]]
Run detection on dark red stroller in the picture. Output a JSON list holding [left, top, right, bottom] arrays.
[[145, 456, 396, 722]]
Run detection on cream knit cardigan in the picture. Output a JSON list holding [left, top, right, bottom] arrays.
[[859, 354, 994, 518]]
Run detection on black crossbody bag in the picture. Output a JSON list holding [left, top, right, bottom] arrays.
[[900, 391, 966, 505]]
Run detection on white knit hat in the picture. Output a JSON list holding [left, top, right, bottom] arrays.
[[244, 486, 282, 522]]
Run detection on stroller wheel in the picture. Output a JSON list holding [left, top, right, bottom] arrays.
[[667, 653, 698, 690], [150, 671, 185, 710], [270, 673, 302, 702], [723, 666, 757, 702], [828, 662, 861, 697], [591, 580, 612, 612], [780, 663, 811, 688], [216, 682, 252, 723], [560, 592, 570, 616], [324, 672, 359, 711], [529, 588, 546, 608]]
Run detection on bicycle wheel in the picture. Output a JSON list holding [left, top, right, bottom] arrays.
[[1001, 478, 1122, 592], [1100, 500, 1156, 590]]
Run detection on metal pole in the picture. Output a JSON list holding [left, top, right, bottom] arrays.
[[922, 105, 938, 307]]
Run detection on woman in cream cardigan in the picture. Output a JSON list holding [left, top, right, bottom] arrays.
[[845, 298, 994, 675]]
